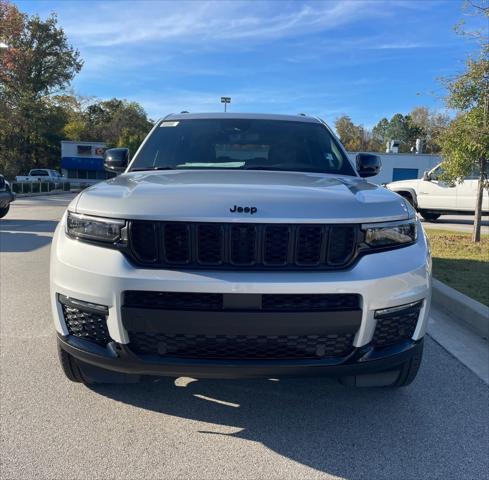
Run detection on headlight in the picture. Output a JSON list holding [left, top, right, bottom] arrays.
[[363, 221, 417, 247], [66, 212, 126, 243]]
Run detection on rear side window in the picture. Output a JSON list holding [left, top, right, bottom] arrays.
[[130, 119, 356, 176], [30, 170, 49, 176]]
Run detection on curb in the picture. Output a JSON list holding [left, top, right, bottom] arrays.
[[432, 278, 489, 339], [15, 190, 79, 198]]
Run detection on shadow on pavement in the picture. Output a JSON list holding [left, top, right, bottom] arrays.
[[90, 342, 488, 479], [0, 220, 57, 252], [0, 219, 59, 233]]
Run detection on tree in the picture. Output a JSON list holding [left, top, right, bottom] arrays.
[[0, 1, 82, 176], [334, 115, 369, 151], [371, 114, 424, 153], [410, 106, 450, 153], [63, 98, 153, 155], [439, 1, 488, 242], [372, 117, 389, 148]]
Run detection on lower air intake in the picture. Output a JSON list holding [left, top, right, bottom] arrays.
[[59, 295, 110, 346], [372, 301, 423, 347], [128, 333, 355, 360]]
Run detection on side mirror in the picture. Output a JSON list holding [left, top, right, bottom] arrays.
[[422, 171, 431, 181], [104, 148, 129, 173], [356, 153, 382, 178]]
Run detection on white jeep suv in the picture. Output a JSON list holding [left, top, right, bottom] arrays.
[[51, 113, 431, 387], [387, 163, 489, 221]]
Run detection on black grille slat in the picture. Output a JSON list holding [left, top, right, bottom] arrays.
[[197, 224, 224, 265], [124, 291, 359, 313], [295, 225, 324, 265], [372, 302, 422, 347], [163, 223, 191, 264], [127, 221, 358, 270], [124, 291, 223, 310], [328, 226, 357, 265], [130, 221, 158, 263], [263, 226, 290, 265], [262, 294, 360, 311], [128, 333, 355, 359], [230, 224, 257, 265]]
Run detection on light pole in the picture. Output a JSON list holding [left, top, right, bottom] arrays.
[[220, 96, 231, 112]]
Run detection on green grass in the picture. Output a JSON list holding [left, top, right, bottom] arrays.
[[425, 229, 489, 306]]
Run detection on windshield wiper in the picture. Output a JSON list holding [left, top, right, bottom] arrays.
[[243, 166, 331, 174], [131, 166, 176, 171]]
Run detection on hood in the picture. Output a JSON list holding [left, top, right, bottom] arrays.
[[74, 170, 410, 223]]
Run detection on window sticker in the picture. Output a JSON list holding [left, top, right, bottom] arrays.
[[160, 121, 180, 127]]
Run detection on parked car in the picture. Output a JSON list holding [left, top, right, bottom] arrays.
[[51, 113, 431, 388], [386, 163, 489, 221], [0, 174, 15, 218], [16, 169, 63, 183]]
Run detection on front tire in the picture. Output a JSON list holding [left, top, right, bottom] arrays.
[[339, 342, 424, 388], [57, 344, 86, 383], [0, 204, 10, 218], [57, 342, 141, 384], [392, 342, 424, 387], [420, 211, 441, 221]]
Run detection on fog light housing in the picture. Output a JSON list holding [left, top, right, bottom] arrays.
[[58, 294, 110, 346], [373, 300, 423, 347]]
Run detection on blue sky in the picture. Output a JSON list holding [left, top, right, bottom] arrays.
[[18, 0, 485, 128]]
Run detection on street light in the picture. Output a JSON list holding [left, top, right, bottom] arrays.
[[220, 96, 231, 112]]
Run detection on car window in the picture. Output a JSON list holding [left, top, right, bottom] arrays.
[[30, 170, 49, 176], [430, 165, 444, 180], [130, 119, 356, 176]]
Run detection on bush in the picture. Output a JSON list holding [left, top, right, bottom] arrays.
[[41, 182, 48, 192], [32, 182, 40, 193]]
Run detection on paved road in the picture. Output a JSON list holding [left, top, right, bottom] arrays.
[[421, 214, 489, 234], [1, 195, 488, 480]]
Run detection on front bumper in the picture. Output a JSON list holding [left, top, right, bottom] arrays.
[[51, 217, 431, 348], [57, 333, 423, 379]]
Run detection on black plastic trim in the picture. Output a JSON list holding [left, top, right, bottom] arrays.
[[121, 307, 362, 336], [66, 219, 417, 271], [57, 334, 423, 379]]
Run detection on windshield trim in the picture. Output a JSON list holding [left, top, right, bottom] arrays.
[[126, 117, 358, 177]]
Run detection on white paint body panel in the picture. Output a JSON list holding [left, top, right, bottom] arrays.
[[73, 170, 410, 223], [50, 213, 431, 347]]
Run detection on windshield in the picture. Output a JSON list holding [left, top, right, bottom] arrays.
[[130, 119, 356, 176]]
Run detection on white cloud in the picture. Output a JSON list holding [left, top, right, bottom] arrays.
[[57, 0, 392, 48]]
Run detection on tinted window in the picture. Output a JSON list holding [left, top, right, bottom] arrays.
[[130, 119, 356, 176], [77, 145, 92, 155], [30, 170, 49, 176]]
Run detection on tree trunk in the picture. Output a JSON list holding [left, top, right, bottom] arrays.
[[472, 159, 486, 243]]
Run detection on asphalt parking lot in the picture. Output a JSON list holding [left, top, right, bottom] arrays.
[[1, 194, 488, 480]]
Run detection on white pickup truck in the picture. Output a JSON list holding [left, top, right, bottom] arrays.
[[387, 163, 489, 221], [16, 169, 63, 183]]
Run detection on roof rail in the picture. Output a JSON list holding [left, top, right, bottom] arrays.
[[298, 113, 307, 117], [180, 110, 189, 114]]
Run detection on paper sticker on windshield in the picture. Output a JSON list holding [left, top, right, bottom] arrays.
[[160, 121, 179, 127]]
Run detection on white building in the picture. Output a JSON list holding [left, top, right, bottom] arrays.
[[61, 141, 115, 181]]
